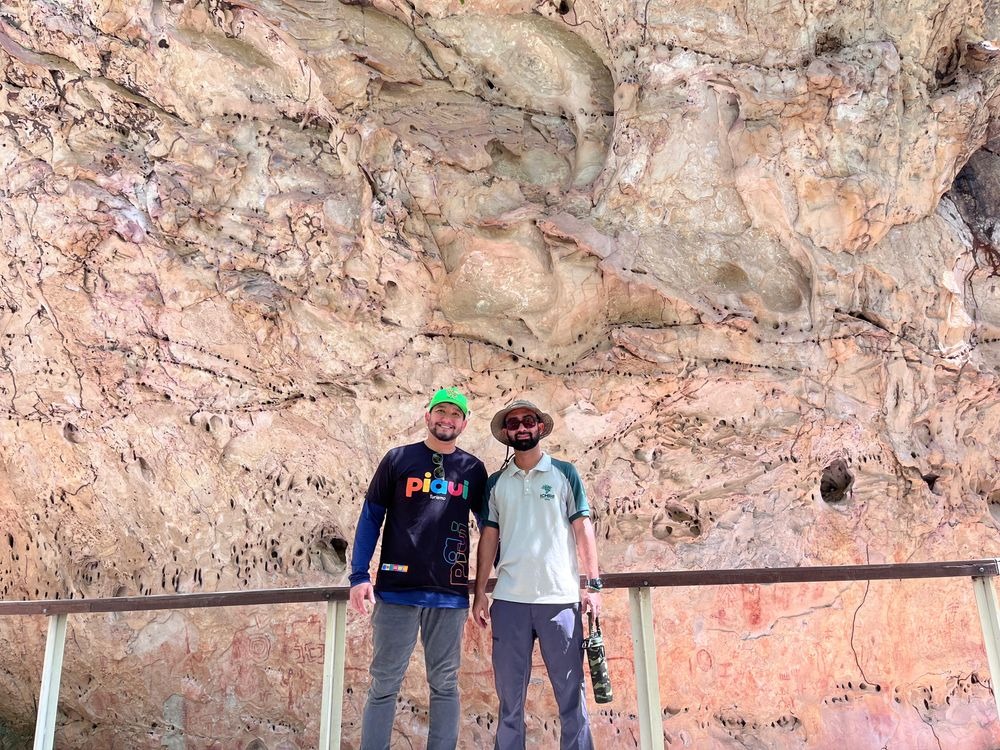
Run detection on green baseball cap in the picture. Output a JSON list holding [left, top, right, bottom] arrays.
[[427, 387, 469, 416]]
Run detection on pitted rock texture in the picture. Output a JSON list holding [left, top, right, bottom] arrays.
[[1, 0, 1000, 748]]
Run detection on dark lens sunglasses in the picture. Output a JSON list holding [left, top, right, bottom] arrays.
[[504, 415, 539, 431], [431, 452, 445, 479]]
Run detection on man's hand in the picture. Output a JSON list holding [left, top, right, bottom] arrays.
[[581, 589, 602, 619], [570, 517, 602, 620], [472, 525, 499, 629], [350, 582, 376, 615], [471, 593, 490, 628]]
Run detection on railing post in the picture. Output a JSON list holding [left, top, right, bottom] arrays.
[[628, 586, 664, 750], [972, 570, 1000, 721], [33, 613, 68, 750], [319, 599, 347, 749]]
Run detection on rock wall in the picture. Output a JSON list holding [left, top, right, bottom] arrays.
[[1, 0, 1000, 747]]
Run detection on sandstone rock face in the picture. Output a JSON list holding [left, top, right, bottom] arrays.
[[1, 0, 1000, 747]]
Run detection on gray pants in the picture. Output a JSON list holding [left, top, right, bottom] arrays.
[[360, 601, 467, 750], [490, 600, 594, 750]]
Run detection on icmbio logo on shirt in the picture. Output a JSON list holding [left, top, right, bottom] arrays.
[[404, 473, 470, 499]]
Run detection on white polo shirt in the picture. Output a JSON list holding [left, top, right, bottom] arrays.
[[484, 453, 591, 604]]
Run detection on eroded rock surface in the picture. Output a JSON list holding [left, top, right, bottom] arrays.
[[1, 0, 1000, 747]]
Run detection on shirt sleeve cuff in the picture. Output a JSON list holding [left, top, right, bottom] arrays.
[[348, 572, 371, 586]]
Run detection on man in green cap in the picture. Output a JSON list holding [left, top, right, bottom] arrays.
[[350, 387, 488, 750]]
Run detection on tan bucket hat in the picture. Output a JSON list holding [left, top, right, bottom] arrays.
[[490, 400, 555, 446]]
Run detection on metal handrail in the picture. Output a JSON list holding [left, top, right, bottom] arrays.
[[0, 585, 350, 616], [8, 559, 1000, 750], [3, 559, 995, 616], [597, 558, 1000, 587]]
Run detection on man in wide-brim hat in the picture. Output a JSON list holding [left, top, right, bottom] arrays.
[[473, 398, 602, 750]]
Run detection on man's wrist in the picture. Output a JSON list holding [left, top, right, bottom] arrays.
[[584, 577, 603, 592]]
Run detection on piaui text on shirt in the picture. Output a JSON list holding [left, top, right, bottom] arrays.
[[404, 474, 471, 499]]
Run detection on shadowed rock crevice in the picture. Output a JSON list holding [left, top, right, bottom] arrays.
[[950, 148, 1000, 276]]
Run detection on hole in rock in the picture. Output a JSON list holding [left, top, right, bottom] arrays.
[[820, 459, 853, 503], [921, 473, 939, 493], [988, 491, 1000, 525], [328, 536, 348, 563], [313, 527, 349, 570]]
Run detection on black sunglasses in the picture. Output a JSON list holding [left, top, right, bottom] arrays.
[[431, 452, 445, 479], [504, 415, 539, 431]]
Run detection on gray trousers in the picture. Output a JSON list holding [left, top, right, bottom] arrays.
[[490, 600, 594, 750], [360, 601, 467, 750]]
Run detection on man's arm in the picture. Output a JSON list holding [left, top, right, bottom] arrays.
[[349, 451, 395, 615], [349, 500, 386, 614], [572, 516, 601, 617], [471, 525, 499, 627], [471, 460, 489, 529]]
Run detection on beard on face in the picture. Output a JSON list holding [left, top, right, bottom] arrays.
[[509, 434, 540, 451], [430, 423, 459, 441]]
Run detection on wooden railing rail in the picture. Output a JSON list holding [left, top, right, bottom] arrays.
[[4, 559, 999, 750]]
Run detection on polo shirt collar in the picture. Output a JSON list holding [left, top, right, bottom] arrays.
[[507, 452, 552, 477]]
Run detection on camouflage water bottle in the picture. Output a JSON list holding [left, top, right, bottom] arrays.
[[583, 613, 613, 704]]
